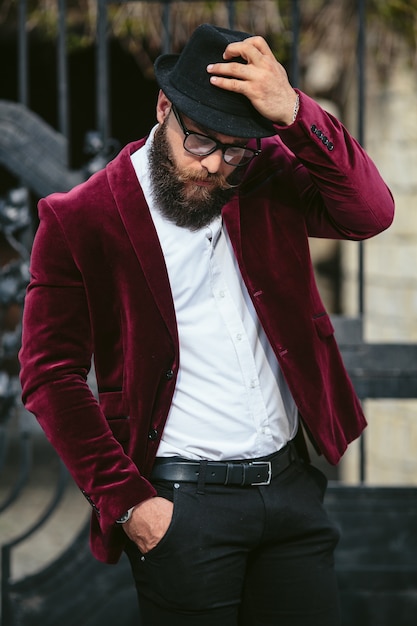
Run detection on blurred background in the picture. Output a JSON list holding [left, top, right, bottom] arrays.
[[0, 1, 416, 625]]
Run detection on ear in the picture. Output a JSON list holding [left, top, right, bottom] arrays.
[[156, 90, 172, 124]]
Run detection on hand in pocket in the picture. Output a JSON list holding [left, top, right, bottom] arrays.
[[123, 496, 174, 553]]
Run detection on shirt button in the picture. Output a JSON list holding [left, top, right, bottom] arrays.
[[165, 369, 174, 380], [236, 333, 242, 341], [219, 290, 225, 298]]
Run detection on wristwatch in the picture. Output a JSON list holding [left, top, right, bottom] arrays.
[[116, 506, 135, 524]]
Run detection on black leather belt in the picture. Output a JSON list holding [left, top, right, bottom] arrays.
[[151, 442, 297, 487]]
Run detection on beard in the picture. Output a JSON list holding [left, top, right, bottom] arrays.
[[148, 119, 242, 231]]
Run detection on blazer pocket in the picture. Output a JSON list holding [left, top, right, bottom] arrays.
[[99, 390, 130, 443], [312, 312, 335, 340]]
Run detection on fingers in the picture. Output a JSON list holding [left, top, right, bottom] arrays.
[[208, 59, 254, 83], [221, 36, 275, 74], [207, 68, 249, 96], [206, 35, 296, 125], [207, 36, 278, 94], [223, 36, 273, 62]]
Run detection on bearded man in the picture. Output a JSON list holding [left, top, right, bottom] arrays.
[[19, 23, 394, 626]]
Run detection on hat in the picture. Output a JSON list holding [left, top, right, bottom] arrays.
[[154, 23, 276, 138]]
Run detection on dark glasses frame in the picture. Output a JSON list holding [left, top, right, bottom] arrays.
[[171, 105, 261, 167]]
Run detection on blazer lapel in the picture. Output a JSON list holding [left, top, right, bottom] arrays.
[[106, 141, 178, 342], [222, 194, 243, 268]]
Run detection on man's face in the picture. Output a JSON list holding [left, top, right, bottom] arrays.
[[148, 93, 244, 230]]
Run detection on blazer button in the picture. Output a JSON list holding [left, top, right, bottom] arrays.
[[165, 369, 174, 380], [148, 428, 158, 441]]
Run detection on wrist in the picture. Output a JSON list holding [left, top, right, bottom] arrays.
[[274, 91, 300, 126]]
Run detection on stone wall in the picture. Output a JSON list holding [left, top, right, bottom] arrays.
[[341, 55, 417, 484]]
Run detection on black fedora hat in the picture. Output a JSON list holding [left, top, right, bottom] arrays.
[[154, 23, 276, 138]]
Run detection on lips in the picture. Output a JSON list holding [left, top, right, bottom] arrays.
[[193, 180, 215, 187]]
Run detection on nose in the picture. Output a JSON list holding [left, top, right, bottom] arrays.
[[199, 149, 224, 174]]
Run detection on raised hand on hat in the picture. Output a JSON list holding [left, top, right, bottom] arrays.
[[207, 36, 298, 127]]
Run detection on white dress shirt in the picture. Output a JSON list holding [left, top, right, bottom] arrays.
[[131, 128, 298, 460]]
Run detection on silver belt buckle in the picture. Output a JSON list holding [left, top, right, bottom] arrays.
[[250, 461, 272, 486]]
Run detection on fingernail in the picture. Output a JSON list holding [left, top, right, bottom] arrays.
[[207, 64, 213, 71]]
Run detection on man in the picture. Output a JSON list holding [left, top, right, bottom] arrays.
[[19, 23, 394, 626]]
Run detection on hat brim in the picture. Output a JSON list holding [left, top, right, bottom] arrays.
[[154, 54, 276, 139]]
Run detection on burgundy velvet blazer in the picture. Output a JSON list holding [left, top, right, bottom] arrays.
[[19, 92, 394, 563]]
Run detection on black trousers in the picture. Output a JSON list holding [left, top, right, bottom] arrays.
[[125, 458, 341, 626]]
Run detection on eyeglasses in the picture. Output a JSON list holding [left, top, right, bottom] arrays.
[[171, 105, 261, 167]]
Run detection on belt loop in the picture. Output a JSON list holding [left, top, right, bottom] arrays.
[[197, 460, 208, 494], [225, 462, 233, 485]]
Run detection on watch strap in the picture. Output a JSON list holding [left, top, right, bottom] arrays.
[[116, 506, 135, 524]]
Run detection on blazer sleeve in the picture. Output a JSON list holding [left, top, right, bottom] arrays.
[[274, 90, 395, 240], [19, 197, 156, 533]]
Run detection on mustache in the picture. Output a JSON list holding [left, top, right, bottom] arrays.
[[165, 158, 240, 190]]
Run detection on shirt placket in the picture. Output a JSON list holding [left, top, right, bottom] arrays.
[[209, 229, 272, 449]]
